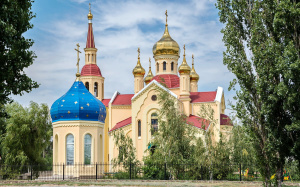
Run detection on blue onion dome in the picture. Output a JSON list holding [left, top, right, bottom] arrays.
[[50, 81, 106, 123]]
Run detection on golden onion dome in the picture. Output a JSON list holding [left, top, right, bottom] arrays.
[[133, 48, 146, 76], [144, 58, 154, 84], [178, 45, 191, 74], [190, 54, 199, 81], [87, 3, 93, 20], [152, 10, 180, 57]]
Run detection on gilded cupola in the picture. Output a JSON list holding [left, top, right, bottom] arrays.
[[178, 45, 191, 74], [152, 10, 180, 57], [190, 54, 199, 81], [87, 3, 93, 20], [144, 58, 154, 85], [133, 48, 145, 76]]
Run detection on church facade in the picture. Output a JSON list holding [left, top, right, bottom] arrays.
[[50, 7, 233, 168]]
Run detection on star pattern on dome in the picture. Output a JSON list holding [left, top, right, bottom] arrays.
[[50, 81, 106, 123]]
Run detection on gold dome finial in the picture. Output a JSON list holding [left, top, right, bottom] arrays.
[[87, 3, 93, 20], [144, 57, 153, 84], [152, 10, 180, 57], [75, 43, 82, 81], [133, 47, 145, 76], [190, 54, 199, 81], [178, 44, 191, 74]]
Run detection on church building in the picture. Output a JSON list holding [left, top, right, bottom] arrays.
[[50, 6, 233, 168]]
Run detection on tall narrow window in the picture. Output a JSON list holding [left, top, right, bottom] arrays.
[[92, 54, 94, 62], [157, 62, 159, 72], [88, 54, 90, 62], [102, 83, 104, 99], [171, 62, 174, 71], [94, 82, 98, 97], [138, 120, 141, 137], [163, 61, 166, 71], [85, 82, 89, 91], [66, 134, 74, 165], [84, 134, 92, 165], [151, 113, 158, 136]]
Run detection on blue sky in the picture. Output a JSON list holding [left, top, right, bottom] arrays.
[[13, 0, 236, 115]]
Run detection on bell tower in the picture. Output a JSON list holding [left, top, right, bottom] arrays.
[[81, 4, 105, 100]]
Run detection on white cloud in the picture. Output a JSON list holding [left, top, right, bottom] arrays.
[[12, 0, 236, 115]]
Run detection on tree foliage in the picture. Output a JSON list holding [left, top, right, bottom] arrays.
[[112, 130, 139, 171], [0, 102, 52, 166], [216, 0, 300, 186], [0, 0, 39, 116]]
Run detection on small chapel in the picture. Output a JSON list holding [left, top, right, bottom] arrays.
[[50, 6, 233, 168]]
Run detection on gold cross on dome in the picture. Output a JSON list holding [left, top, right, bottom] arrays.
[[165, 10, 168, 24], [75, 43, 81, 74], [137, 47, 140, 59], [149, 57, 151, 67], [183, 44, 186, 56], [89, 3, 91, 13], [192, 54, 194, 65]]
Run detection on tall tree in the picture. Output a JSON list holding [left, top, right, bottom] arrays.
[[0, 102, 52, 166], [216, 0, 300, 186], [0, 0, 39, 116]]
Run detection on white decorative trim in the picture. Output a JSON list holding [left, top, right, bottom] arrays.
[[53, 120, 104, 128], [214, 87, 223, 102], [109, 91, 119, 104], [131, 80, 177, 101]]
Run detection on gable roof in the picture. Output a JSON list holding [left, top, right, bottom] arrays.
[[109, 117, 132, 132], [112, 94, 134, 105], [187, 115, 211, 130], [190, 91, 217, 103], [150, 74, 180, 88], [102, 99, 110, 107], [131, 80, 177, 102], [220, 114, 233, 126]]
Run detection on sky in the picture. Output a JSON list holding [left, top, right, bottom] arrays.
[[12, 0, 237, 115]]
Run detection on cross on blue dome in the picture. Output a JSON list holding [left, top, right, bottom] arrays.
[[50, 81, 106, 123]]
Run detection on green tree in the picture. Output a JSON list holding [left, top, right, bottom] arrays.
[[112, 129, 140, 175], [0, 0, 39, 117], [143, 88, 198, 179], [0, 102, 52, 166], [216, 0, 300, 186]]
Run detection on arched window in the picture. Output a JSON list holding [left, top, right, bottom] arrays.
[[138, 120, 141, 137], [84, 134, 92, 165], [85, 82, 89, 91], [171, 62, 174, 71], [94, 82, 98, 97], [163, 61, 166, 71], [156, 62, 159, 72], [66, 134, 74, 165], [151, 113, 158, 136]]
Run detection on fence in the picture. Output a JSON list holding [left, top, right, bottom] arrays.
[[0, 163, 298, 181]]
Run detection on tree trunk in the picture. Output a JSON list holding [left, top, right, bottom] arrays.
[[276, 165, 282, 187]]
